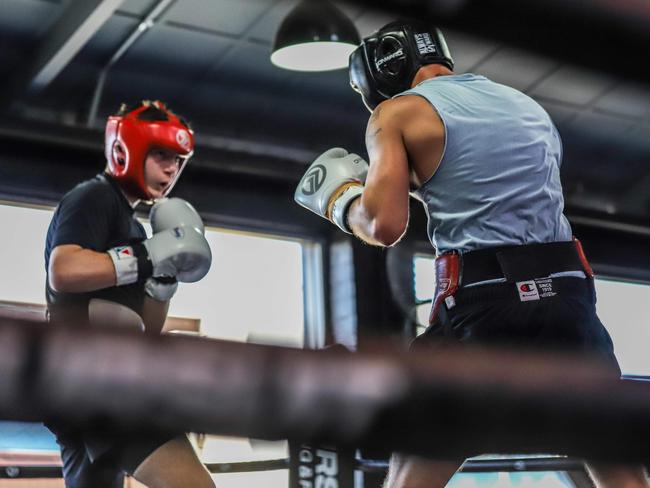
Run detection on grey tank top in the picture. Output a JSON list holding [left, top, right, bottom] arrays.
[[398, 74, 572, 254]]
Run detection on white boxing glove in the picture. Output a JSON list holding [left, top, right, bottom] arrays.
[[294, 148, 369, 233], [107, 226, 212, 285], [150, 197, 205, 235]]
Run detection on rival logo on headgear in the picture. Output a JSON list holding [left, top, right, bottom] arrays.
[[375, 48, 405, 71], [414, 32, 437, 55], [301, 165, 327, 196], [176, 130, 191, 151]]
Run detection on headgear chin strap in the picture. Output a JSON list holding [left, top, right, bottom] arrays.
[[349, 20, 454, 112], [105, 101, 194, 201]]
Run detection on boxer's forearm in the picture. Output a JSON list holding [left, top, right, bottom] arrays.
[[347, 198, 388, 247], [49, 245, 118, 293], [348, 191, 408, 247]]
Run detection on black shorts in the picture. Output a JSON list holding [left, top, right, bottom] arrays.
[[45, 422, 178, 488], [413, 277, 620, 375]]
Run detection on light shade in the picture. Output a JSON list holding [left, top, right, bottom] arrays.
[[271, 0, 360, 72]]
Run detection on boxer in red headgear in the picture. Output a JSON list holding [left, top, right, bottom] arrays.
[[105, 100, 195, 200], [44, 100, 215, 488]]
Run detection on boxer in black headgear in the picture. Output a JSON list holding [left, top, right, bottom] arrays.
[[349, 20, 454, 111], [295, 18, 650, 488]]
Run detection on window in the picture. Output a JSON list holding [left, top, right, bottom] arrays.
[[164, 228, 307, 346], [0, 203, 53, 306], [593, 279, 650, 377], [414, 254, 436, 335]]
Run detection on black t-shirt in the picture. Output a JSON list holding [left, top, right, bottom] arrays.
[[45, 174, 147, 327]]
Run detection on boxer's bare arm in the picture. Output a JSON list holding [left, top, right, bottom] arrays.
[[397, 95, 446, 188], [49, 244, 117, 293], [347, 96, 445, 247], [347, 100, 411, 246]]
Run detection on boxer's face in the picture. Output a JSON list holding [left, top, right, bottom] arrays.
[[143, 146, 182, 199]]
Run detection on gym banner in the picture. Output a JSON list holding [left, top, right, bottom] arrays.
[[289, 442, 354, 488]]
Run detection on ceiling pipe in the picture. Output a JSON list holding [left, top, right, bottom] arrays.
[[86, 0, 177, 127]]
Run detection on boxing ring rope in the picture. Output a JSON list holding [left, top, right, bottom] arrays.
[[1, 456, 591, 479], [1, 318, 649, 464]]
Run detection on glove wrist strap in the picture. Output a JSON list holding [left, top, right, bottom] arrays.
[[132, 242, 153, 283], [107, 243, 153, 286], [145, 276, 178, 301], [330, 184, 364, 234]]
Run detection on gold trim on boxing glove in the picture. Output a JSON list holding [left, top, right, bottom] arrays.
[[326, 182, 364, 220]]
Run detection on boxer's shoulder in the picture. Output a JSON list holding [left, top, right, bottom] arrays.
[[60, 175, 115, 206]]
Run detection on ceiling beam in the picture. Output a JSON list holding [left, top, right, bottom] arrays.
[[10, 0, 123, 100], [0, 117, 310, 181]]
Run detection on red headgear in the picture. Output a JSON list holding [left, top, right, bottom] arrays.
[[105, 101, 195, 200]]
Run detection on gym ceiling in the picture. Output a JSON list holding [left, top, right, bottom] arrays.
[[0, 0, 648, 269]]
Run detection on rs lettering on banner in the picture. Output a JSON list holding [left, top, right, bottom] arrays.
[[289, 443, 354, 488]]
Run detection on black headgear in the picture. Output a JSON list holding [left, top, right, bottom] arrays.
[[349, 20, 454, 112]]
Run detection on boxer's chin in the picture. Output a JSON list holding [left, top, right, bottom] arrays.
[[147, 184, 166, 200]]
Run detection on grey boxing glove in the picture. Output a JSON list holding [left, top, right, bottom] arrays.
[[107, 226, 211, 285], [149, 197, 205, 235], [144, 276, 179, 302], [143, 226, 211, 282], [294, 148, 368, 233]]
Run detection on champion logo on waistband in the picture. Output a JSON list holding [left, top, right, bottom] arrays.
[[534, 278, 557, 298], [516, 280, 540, 301], [516, 278, 557, 302]]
